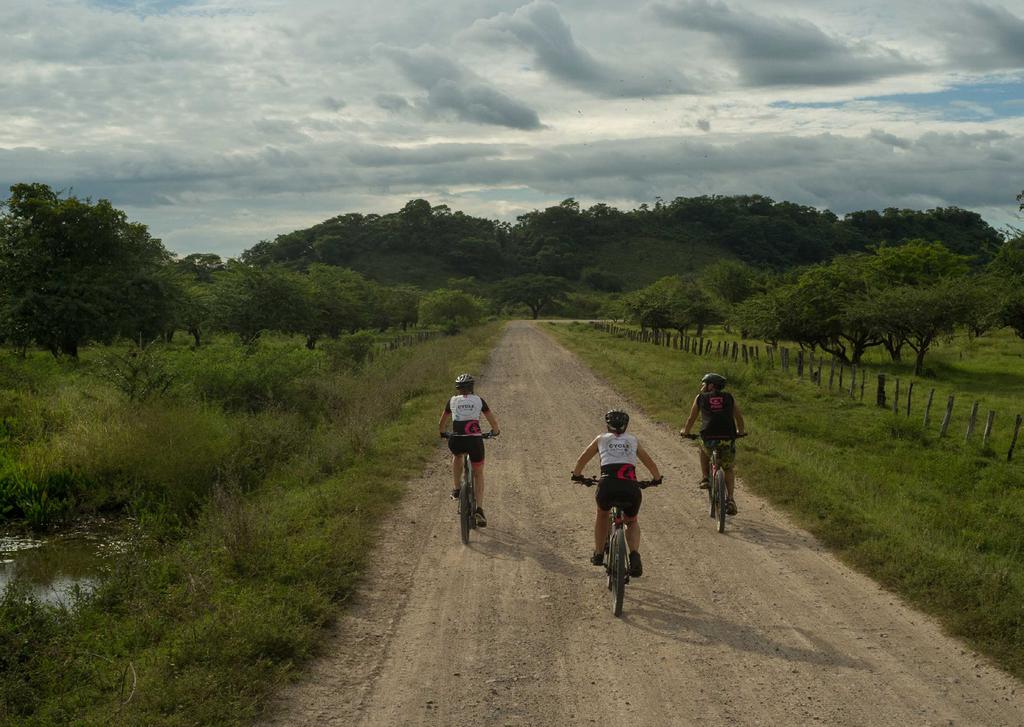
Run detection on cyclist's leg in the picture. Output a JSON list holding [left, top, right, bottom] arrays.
[[721, 443, 737, 499], [451, 453, 464, 492], [469, 438, 486, 507], [697, 444, 710, 485], [594, 507, 610, 555], [625, 515, 641, 552]]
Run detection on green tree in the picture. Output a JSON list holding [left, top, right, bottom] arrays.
[[302, 265, 371, 348], [1002, 288, 1024, 340], [0, 183, 173, 357], [864, 280, 970, 375], [211, 265, 309, 345], [702, 259, 761, 307], [496, 275, 567, 319], [417, 288, 484, 332], [988, 233, 1024, 277], [869, 239, 972, 285]]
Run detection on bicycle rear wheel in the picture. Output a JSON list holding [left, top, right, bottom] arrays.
[[715, 470, 727, 533], [459, 465, 471, 545], [611, 527, 626, 617]]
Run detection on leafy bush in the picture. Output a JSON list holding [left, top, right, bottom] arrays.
[[94, 342, 175, 401], [322, 331, 377, 370], [183, 344, 321, 414]]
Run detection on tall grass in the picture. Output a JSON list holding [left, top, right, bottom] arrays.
[[547, 322, 1024, 680], [0, 323, 501, 724]]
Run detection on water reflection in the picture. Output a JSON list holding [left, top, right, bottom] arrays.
[[0, 519, 128, 606]]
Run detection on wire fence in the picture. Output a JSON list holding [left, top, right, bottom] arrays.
[[590, 322, 1024, 463]]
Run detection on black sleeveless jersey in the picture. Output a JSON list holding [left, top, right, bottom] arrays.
[[697, 391, 737, 438]]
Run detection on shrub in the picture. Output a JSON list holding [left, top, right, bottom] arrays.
[[94, 342, 175, 401]]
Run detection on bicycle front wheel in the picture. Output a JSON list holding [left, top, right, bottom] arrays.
[[715, 470, 727, 534], [611, 528, 626, 617]]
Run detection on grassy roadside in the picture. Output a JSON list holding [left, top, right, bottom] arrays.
[[0, 323, 502, 725], [546, 322, 1024, 680]]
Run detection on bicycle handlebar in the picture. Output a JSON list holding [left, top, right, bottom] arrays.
[[570, 473, 662, 489], [681, 432, 748, 440], [441, 431, 498, 439]]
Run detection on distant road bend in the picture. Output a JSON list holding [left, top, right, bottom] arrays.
[[263, 321, 1023, 727]]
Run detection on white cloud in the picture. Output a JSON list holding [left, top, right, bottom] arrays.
[[0, 0, 1021, 255]]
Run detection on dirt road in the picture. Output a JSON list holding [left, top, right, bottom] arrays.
[[262, 321, 1022, 726]]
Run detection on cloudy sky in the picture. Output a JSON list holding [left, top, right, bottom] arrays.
[[2, 0, 1023, 257]]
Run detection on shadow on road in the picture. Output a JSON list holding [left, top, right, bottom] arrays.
[[621, 584, 869, 672], [467, 527, 579, 579]]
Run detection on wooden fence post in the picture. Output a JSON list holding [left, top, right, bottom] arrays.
[[797, 351, 804, 377], [1009, 414, 1023, 462], [965, 401, 980, 442], [923, 389, 935, 428], [906, 381, 914, 417], [838, 363, 844, 390], [982, 411, 996, 448], [876, 374, 886, 408], [732, 342, 739, 361], [860, 374, 866, 401], [849, 365, 857, 397], [940, 395, 955, 436], [742, 344, 749, 363], [828, 358, 836, 390]]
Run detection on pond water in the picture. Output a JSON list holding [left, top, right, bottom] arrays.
[[0, 519, 129, 606]]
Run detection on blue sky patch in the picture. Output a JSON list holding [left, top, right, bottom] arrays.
[[773, 80, 1024, 121]]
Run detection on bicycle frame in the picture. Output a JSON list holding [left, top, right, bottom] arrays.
[[443, 431, 495, 545], [458, 455, 475, 544], [574, 475, 659, 617]]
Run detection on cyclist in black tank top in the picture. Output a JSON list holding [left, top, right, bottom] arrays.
[[680, 373, 746, 514]]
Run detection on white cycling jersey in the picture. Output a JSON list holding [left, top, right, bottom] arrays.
[[597, 432, 639, 466], [446, 394, 489, 436]]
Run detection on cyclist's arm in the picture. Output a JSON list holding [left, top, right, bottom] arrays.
[[438, 410, 452, 436], [637, 444, 661, 480], [733, 403, 746, 436], [482, 408, 500, 436], [680, 396, 700, 436], [571, 438, 600, 477]]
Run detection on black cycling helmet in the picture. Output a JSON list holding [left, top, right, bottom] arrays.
[[454, 373, 475, 389], [605, 409, 629, 433], [701, 372, 727, 389]]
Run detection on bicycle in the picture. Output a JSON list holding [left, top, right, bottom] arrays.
[[572, 474, 661, 617], [683, 433, 746, 533], [442, 431, 497, 545]]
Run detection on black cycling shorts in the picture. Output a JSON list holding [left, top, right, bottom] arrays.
[[448, 436, 485, 464], [596, 478, 642, 517]]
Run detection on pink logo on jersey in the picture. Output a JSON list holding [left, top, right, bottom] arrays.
[[617, 464, 637, 481], [709, 396, 725, 411], [465, 420, 482, 435]]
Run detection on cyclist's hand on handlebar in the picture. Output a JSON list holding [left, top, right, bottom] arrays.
[[639, 476, 663, 489], [570, 472, 585, 483], [490, 430, 500, 437], [681, 432, 698, 440], [439, 431, 449, 439]]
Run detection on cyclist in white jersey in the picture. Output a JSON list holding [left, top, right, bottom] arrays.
[[571, 410, 661, 577], [438, 373, 500, 526]]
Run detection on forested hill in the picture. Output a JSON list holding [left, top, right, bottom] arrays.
[[240, 196, 1002, 289]]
